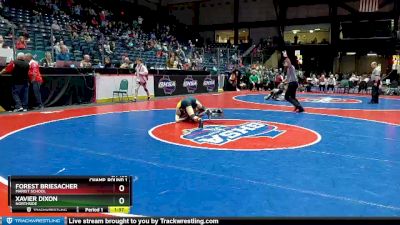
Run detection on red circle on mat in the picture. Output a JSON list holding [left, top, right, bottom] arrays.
[[149, 119, 321, 151], [297, 97, 361, 103]]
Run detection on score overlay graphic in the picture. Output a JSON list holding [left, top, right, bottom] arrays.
[[8, 176, 132, 213]]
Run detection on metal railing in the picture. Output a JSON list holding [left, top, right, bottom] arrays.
[[0, 15, 17, 59], [202, 47, 242, 71]]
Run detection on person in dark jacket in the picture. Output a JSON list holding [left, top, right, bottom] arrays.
[[283, 55, 304, 113], [0, 53, 30, 112]]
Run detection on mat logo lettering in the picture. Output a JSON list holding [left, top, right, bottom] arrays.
[[182, 122, 284, 145], [150, 119, 321, 151], [298, 97, 361, 103]]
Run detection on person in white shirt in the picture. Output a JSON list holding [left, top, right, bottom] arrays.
[[310, 74, 318, 87], [349, 74, 358, 82], [134, 58, 150, 102], [138, 16, 143, 25], [103, 42, 112, 54], [327, 74, 336, 93], [318, 74, 327, 92], [369, 62, 381, 104], [0, 35, 9, 48], [53, 42, 61, 54]]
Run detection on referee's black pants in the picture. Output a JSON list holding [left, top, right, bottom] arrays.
[[285, 82, 303, 110], [371, 85, 380, 104]]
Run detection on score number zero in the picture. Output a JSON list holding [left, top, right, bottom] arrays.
[[106, 177, 130, 205], [117, 184, 127, 205]]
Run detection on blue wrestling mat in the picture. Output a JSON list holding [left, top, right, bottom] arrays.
[[0, 109, 399, 216], [234, 94, 400, 110]]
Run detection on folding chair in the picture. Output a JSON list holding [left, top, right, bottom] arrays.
[[112, 79, 129, 102], [386, 81, 399, 95]]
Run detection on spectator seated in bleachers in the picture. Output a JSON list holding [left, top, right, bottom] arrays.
[[80, 54, 92, 68], [104, 42, 112, 55], [56, 45, 71, 61], [54, 42, 61, 54], [32, 10, 42, 23], [357, 75, 369, 93], [120, 57, 133, 69], [326, 74, 336, 93], [55, 41, 69, 54], [166, 52, 179, 70], [249, 70, 261, 91], [319, 74, 327, 92], [84, 33, 93, 43], [51, 2, 60, 15], [310, 74, 318, 88], [72, 31, 79, 40], [104, 56, 113, 68], [73, 4, 82, 16], [349, 74, 359, 83], [51, 21, 61, 32], [0, 0, 224, 72], [20, 27, 30, 42], [40, 52, 55, 67], [0, 35, 9, 49], [91, 17, 99, 28], [176, 47, 186, 61], [16, 36, 27, 50]]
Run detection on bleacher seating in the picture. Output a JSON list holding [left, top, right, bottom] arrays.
[[0, 5, 232, 72]]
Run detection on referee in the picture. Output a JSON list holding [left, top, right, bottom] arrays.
[[369, 62, 381, 104], [283, 57, 304, 113]]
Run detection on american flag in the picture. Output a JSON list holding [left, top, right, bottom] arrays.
[[359, 0, 379, 12]]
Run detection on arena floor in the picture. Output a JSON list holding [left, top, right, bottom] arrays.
[[0, 91, 400, 216]]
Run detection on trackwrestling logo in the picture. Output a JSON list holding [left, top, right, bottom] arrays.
[[150, 119, 321, 151], [182, 122, 284, 145]]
